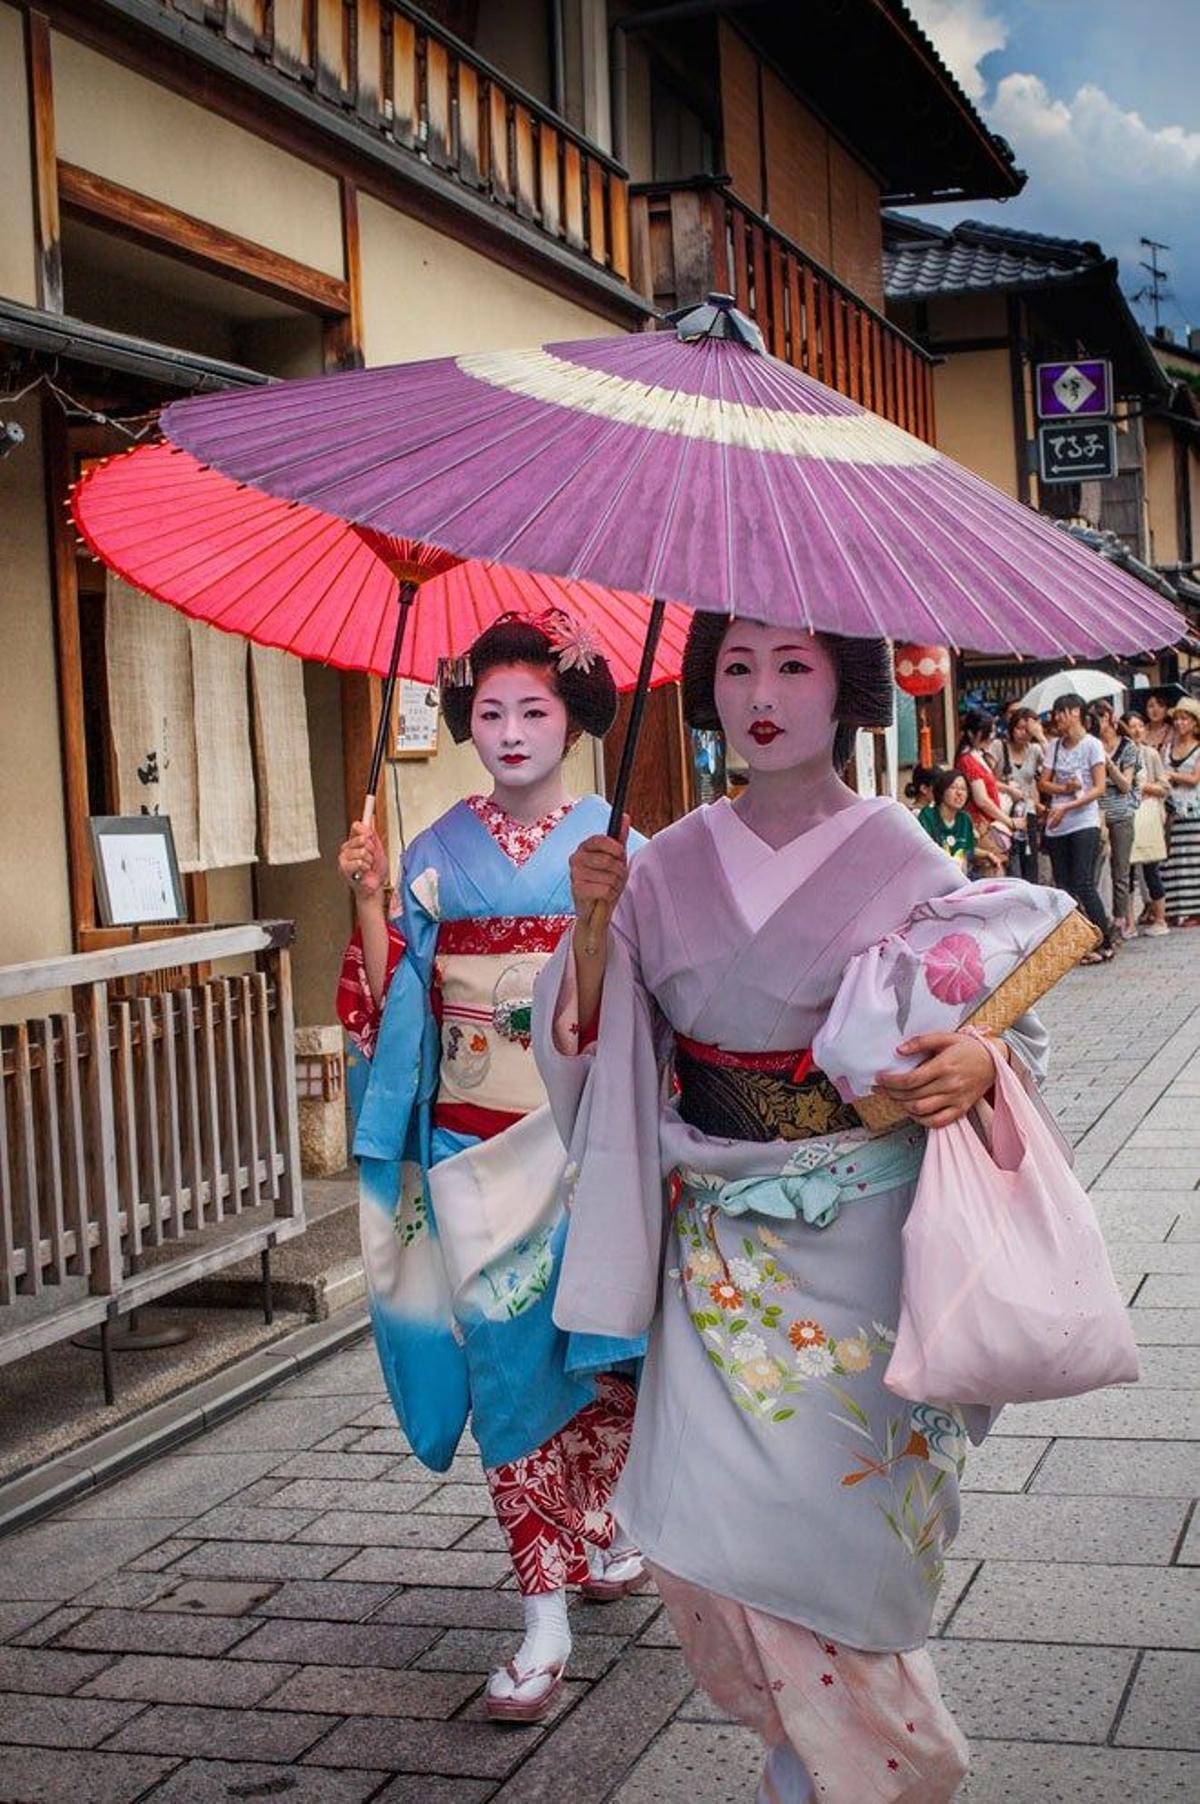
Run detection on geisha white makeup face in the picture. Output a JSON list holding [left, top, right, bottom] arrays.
[[713, 621, 839, 772], [470, 663, 570, 790]]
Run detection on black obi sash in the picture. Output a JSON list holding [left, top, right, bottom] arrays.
[[673, 1035, 863, 1144]]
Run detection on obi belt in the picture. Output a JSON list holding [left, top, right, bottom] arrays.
[[433, 914, 572, 1141], [674, 1034, 865, 1143]]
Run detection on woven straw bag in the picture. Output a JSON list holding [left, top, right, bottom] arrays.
[[855, 909, 1101, 1132]]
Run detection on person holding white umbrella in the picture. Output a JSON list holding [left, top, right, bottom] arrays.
[[1017, 669, 1125, 717]]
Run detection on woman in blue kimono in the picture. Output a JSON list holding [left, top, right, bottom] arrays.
[[337, 612, 645, 1722]]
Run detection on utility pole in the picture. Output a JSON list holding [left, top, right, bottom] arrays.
[[1133, 238, 1172, 337]]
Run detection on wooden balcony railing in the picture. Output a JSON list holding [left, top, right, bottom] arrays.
[[631, 180, 936, 445], [150, 0, 630, 280], [0, 923, 303, 1390]]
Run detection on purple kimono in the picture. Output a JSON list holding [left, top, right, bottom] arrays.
[[534, 796, 1049, 1656]]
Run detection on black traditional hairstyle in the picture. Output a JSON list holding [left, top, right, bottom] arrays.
[[680, 611, 893, 770], [440, 614, 618, 746]]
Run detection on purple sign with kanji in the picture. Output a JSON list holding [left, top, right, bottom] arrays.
[[1037, 359, 1112, 419]]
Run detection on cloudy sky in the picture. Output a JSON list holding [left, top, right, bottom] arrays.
[[904, 0, 1200, 337]]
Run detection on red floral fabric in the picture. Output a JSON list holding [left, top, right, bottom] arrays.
[[485, 1374, 637, 1595], [336, 921, 405, 1057], [465, 793, 577, 867]]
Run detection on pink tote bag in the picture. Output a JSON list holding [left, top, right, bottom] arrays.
[[885, 1037, 1139, 1407]]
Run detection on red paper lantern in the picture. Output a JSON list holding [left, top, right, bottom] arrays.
[[894, 644, 950, 698]]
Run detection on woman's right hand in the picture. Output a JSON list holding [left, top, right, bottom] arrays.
[[338, 821, 389, 903], [569, 822, 630, 924]]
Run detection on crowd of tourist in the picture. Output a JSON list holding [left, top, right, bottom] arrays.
[[908, 686, 1200, 961]]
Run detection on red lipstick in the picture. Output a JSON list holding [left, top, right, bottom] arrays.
[[748, 721, 782, 744]]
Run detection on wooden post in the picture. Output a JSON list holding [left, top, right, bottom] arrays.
[[83, 981, 123, 1297], [24, 10, 62, 314], [42, 400, 94, 940]]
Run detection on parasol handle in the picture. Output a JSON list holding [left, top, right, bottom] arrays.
[[354, 579, 417, 873], [583, 596, 667, 954]]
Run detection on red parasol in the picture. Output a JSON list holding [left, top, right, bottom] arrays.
[[72, 442, 689, 826]]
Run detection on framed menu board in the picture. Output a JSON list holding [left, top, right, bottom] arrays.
[[392, 678, 441, 759]]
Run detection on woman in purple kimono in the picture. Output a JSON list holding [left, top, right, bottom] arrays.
[[534, 614, 1050, 1802], [338, 613, 645, 1722]]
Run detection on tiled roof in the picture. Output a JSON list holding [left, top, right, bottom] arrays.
[[883, 215, 1105, 301]]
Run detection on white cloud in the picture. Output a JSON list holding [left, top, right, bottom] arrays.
[[905, 0, 1009, 100], [902, 11, 1200, 324]]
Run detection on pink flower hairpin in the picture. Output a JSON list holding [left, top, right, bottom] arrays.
[[540, 607, 599, 674]]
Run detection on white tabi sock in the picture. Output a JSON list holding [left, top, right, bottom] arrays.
[[756, 1741, 815, 1804], [487, 1589, 571, 1701], [587, 1526, 643, 1583]]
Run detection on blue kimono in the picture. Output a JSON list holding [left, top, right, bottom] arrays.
[[354, 795, 644, 1473]]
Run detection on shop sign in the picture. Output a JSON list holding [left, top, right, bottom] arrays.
[[1037, 420, 1117, 483], [1036, 359, 1112, 419]]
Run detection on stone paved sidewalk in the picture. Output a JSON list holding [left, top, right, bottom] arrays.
[[0, 933, 1196, 1804]]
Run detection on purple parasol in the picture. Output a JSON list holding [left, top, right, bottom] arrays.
[[162, 297, 1186, 661]]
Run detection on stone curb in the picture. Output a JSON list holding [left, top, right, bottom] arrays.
[[0, 1305, 372, 1539]]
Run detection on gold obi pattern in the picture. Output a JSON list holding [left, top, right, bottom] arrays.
[[434, 916, 572, 1118]]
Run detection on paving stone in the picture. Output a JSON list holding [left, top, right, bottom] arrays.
[[1127, 1344, 1200, 1385], [0, 1692, 146, 1747], [127, 1540, 198, 1572], [196, 1395, 369, 1452], [149, 1579, 279, 1616], [1115, 1651, 1200, 1749], [605, 1721, 766, 1803], [0, 1519, 188, 1601], [961, 1437, 1050, 1493], [1132, 1307, 1200, 1343], [181, 1503, 322, 1542], [412, 1482, 494, 1515], [271, 1349, 384, 1397], [267, 1451, 401, 1482], [103, 1701, 338, 1761], [0, 1599, 58, 1641], [1030, 1438, 1200, 1498], [333, 1547, 513, 1587], [252, 1579, 398, 1621], [931, 1640, 1134, 1742], [1001, 1387, 1199, 1442], [57, 1453, 282, 1522], [675, 1686, 737, 1724], [489, 1649, 695, 1804], [296, 1509, 477, 1550], [352, 1402, 405, 1428], [301, 1712, 547, 1778], [79, 1651, 297, 1707], [1135, 1274, 1200, 1308], [230, 1618, 439, 1668], [371, 1587, 525, 1633], [261, 1663, 480, 1717], [266, 1477, 440, 1513], [417, 1627, 625, 1680], [636, 1608, 679, 1648], [140, 1760, 387, 1803], [932, 1560, 979, 1635], [72, 1572, 178, 1609], [948, 1493, 1187, 1564], [56, 1608, 257, 1657], [0, 1746, 176, 1804], [312, 1427, 368, 1452], [949, 1561, 1200, 1648], [0, 1645, 113, 1694], [957, 1739, 1199, 1800], [350, 1428, 410, 1454], [1176, 1511, 1200, 1565], [371, 1780, 496, 1804], [10, 1605, 92, 1647], [453, 1517, 510, 1552], [393, 1455, 485, 1484], [166, 1539, 355, 1581]]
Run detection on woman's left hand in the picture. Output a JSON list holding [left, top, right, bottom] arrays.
[[874, 1032, 1005, 1129]]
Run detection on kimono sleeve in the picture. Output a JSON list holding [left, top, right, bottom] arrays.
[[336, 920, 406, 1059], [533, 861, 670, 1342], [350, 832, 444, 1164]]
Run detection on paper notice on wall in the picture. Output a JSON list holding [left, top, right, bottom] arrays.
[[250, 644, 319, 865], [104, 575, 201, 871], [190, 621, 256, 869]]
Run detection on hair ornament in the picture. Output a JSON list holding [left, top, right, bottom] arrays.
[[436, 654, 473, 689], [539, 606, 599, 675]]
